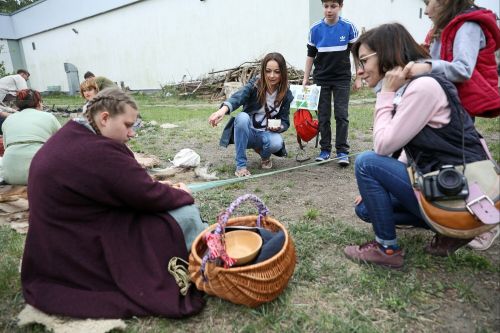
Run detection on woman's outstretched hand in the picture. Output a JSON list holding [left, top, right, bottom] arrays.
[[208, 106, 228, 127], [382, 61, 415, 92]]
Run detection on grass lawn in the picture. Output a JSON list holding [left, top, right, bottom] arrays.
[[1, 89, 499, 333]]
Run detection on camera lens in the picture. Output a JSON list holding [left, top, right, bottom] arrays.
[[436, 168, 464, 196]]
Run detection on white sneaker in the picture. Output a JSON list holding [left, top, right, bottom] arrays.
[[467, 225, 500, 251]]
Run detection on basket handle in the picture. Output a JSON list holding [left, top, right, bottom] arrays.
[[200, 194, 269, 280], [214, 194, 269, 235]]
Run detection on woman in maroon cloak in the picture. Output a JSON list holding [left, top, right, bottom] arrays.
[[21, 89, 206, 318]]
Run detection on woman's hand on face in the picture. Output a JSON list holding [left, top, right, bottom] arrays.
[[382, 61, 415, 92], [208, 106, 228, 127]]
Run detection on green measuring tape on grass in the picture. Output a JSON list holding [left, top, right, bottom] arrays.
[[187, 152, 362, 193]]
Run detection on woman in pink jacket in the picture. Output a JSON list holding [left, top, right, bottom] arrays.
[[344, 23, 488, 269]]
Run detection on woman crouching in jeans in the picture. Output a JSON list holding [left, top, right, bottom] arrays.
[[344, 23, 488, 269], [208, 52, 293, 177]]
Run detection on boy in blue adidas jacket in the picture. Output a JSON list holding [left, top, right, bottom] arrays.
[[303, 0, 361, 165]]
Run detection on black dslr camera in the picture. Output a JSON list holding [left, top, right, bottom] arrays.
[[422, 165, 469, 201]]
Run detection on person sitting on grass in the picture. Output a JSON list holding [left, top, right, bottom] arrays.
[[343, 23, 488, 269], [83, 71, 117, 91], [21, 88, 206, 318], [1, 89, 60, 185], [208, 52, 293, 177], [0, 69, 30, 106], [79, 77, 99, 115]]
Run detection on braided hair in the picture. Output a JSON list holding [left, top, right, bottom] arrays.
[[15, 89, 42, 110], [85, 88, 138, 136]]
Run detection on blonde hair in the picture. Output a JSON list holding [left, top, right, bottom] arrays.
[[80, 78, 99, 98]]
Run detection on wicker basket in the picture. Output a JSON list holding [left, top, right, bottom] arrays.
[[188, 195, 296, 307]]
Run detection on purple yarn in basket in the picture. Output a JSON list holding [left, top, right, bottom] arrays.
[[200, 194, 269, 280]]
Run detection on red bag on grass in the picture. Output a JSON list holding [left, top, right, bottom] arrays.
[[293, 108, 318, 144]]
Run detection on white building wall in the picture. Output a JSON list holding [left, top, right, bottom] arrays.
[[0, 40, 14, 73], [8, 0, 142, 39], [476, 0, 499, 17], [21, 0, 309, 92], [341, 0, 432, 42]]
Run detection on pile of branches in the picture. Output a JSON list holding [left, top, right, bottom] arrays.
[[161, 58, 304, 101]]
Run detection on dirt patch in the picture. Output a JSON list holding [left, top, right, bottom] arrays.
[[158, 124, 499, 332]]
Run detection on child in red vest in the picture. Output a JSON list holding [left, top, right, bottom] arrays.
[[412, 0, 500, 118]]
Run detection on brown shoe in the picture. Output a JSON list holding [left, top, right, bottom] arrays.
[[344, 240, 404, 269], [424, 234, 472, 257], [261, 158, 272, 169]]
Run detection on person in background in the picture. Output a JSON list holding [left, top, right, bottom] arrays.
[[83, 71, 95, 79], [0, 69, 30, 105], [411, 0, 500, 250], [21, 88, 206, 319], [208, 52, 293, 177], [1, 89, 60, 185], [79, 78, 99, 115], [303, 0, 361, 165], [344, 23, 488, 269], [83, 70, 117, 91]]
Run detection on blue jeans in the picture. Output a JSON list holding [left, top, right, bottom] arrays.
[[234, 112, 283, 170], [354, 151, 428, 246]]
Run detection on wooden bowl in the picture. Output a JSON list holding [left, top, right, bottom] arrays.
[[225, 230, 263, 266]]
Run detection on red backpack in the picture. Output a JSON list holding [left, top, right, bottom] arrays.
[[293, 108, 319, 148]]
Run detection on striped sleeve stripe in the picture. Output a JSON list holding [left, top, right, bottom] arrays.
[[308, 20, 323, 44], [317, 45, 349, 52], [341, 17, 359, 42], [310, 20, 323, 28], [308, 30, 314, 45]]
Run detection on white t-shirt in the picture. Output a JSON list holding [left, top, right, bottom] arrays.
[[250, 90, 281, 131], [0, 74, 28, 101]]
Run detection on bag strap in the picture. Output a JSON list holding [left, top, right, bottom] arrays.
[[297, 134, 306, 150], [466, 182, 499, 224]]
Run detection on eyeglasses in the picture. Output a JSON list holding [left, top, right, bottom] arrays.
[[358, 52, 377, 70]]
